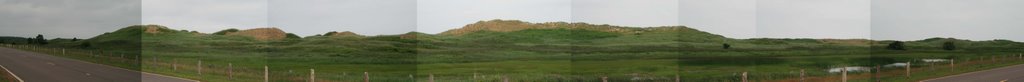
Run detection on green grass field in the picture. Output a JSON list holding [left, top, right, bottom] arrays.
[[2, 20, 1023, 82]]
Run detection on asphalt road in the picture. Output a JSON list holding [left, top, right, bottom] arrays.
[[0, 47, 196, 82], [922, 64, 1024, 82]]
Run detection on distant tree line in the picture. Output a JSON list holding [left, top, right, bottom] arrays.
[[886, 41, 956, 51]]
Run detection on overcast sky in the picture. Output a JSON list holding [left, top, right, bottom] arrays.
[[679, 0, 756, 39], [757, 0, 871, 39], [871, 0, 1024, 41], [572, 0, 679, 27], [142, 0, 268, 34], [0, 0, 139, 39], [3, 0, 1023, 41], [272, 0, 415, 36]]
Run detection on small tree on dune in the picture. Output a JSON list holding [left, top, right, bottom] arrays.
[[887, 41, 906, 50], [723, 43, 731, 49], [942, 41, 956, 51]]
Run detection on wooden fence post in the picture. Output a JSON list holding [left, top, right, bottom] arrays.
[[800, 69, 805, 82], [229, 63, 233, 80], [741, 72, 748, 82], [675, 74, 680, 82], [198, 60, 202, 75], [502, 75, 509, 82], [310, 69, 315, 82], [875, 65, 881, 82], [173, 59, 177, 71], [906, 61, 911, 77], [473, 72, 478, 82], [264, 66, 269, 82], [992, 56, 996, 62], [601, 76, 608, 82], [950, 59, 955, 72], [842, 67, 847, 82], [364, 72, 370, 82], [429, 74, 434, 82]]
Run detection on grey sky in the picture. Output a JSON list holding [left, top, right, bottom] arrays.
[[756, 0, 871, 39], [0, 0, 140, 39], [679, 0, 756, 39], [872, 0, 1024, 41], [417, 0, 571, 34], [572, 0, 679, 27], [271, 0, 416, 36], [141, 0, 268, 34]]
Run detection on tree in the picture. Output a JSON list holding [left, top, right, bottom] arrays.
[[887, 41, 906, 50], [35, 34, 47, 45], [943, 41, 956, 51], [26, 37, 33, 44], [213, 28, 240, 35], [285, 33, 301, 39], [71, 38, 79, 41], [722, 43, 731, 49]]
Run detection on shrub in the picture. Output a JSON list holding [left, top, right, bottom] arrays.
[[213, 28, 240, 35], [887, 41, 906, 50], [943, 41, 956, 51], [723, 43, 731, 49]]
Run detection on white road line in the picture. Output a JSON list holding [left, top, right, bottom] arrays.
[[0, 64, 25, 82]]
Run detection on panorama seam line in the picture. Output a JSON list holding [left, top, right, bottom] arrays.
[[0, 64, 25, 82]]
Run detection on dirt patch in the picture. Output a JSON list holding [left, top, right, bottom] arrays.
[[227, 28, 287, 41], [144, 25, 167, 34]]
